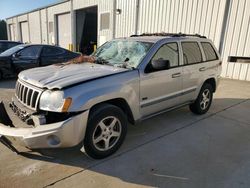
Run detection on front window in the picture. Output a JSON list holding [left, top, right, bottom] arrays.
[[93, 40, 153, 68]]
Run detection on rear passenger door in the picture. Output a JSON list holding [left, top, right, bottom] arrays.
[[181, 41, 206, 102], [140, 42, 183, 117]]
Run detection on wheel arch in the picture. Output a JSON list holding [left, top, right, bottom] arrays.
[[203, 77, 216, 92], [89, 98, 135, 125]]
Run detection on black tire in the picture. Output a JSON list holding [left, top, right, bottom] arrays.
[[83, 104, 127, 159], [189, 83, 213, 115], [0, 71, 2, 80]]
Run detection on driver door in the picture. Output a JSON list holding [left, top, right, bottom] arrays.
[[139, 42, 183, 117], [12, 46, 42, 73]]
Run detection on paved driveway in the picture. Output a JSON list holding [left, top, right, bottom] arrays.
[[0, 79, 250, 188]]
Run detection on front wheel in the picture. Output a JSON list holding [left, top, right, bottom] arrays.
[[83, 104, 127, 159], [189, 83, 213, 115]]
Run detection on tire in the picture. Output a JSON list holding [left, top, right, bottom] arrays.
[[189, 83, 213, 115], [83, 104, 127, 159], [0, 71, 2, 80]]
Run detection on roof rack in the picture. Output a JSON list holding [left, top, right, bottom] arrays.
[[130, 32, 207, 38]]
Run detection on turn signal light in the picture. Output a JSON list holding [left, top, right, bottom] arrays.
[[62, 97, 72, 112]]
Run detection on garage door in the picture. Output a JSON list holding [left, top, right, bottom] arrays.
[[20, 22, 29, 43], [9, 24, 16, 41], [57, 13, 71, 49]]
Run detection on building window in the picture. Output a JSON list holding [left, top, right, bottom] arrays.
[[100, 13, 110, 30], [48, 22, 54, 33]]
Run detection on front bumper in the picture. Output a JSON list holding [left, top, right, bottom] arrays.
[[0, 102, 89, 149]]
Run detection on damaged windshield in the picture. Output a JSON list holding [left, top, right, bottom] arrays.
[[93, 40, 153, 68]]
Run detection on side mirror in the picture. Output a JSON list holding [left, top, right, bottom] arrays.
[[12, 53, 20, 58], [151, 59, 170, 70]]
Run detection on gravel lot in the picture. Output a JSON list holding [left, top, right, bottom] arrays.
[[0, 78, 250, 188]]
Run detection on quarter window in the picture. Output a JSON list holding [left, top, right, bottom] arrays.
[[181, 42, 202, 64], [201, 42, 218, 61]]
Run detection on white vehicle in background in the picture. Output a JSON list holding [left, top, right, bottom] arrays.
[[0, 33, 221, 159]]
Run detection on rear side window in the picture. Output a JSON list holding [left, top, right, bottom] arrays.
[[201, 42, 218, 61], [181, 42, 202, 65], [42, 47, 64, 56]]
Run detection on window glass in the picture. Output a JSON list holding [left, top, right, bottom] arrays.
[[7, 43, 19, 49], [182, 42, 202, 64], [0, 45, 24, 56], [19, 46, 42, 58], [93, 40, 152, 68], [42, 47, 64, 56], [152, 43, 179, 68], [201, 42, 218, 61]]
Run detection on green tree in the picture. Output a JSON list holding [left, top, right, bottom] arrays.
[[0, 20, 7, 40]]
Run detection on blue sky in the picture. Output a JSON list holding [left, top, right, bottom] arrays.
[[0, 0, 60, 20]]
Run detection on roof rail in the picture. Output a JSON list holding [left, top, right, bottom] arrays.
[[130, 32, 207, 38]]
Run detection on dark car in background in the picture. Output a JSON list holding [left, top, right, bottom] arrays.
[[0, 44, 80, 80], [0, 40, 23, 54]]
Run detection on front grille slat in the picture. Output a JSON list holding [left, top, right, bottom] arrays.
[[27, 89, 32, 106], [23, 87, 28, 103], [14, 80, 42, 110], [20, 85, 24, 101]]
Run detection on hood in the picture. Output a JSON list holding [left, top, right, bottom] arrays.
[[18, 63, 128, 89], [0, 55, 10, 60]]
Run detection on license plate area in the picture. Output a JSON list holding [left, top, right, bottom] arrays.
[[9, 100, 35, 126]]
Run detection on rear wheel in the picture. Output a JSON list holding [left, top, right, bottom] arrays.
[[189, 83, 213, 115], [83, 104, 127, 159]]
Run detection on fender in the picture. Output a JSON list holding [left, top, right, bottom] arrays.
[[64, 70, 141, 121]]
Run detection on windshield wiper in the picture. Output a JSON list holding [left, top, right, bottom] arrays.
[[116, 58, 136, 70], [94, 57, 110, 65]]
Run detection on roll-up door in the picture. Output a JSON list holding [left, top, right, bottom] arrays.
[[20, 22, 29, 43], [57, 13, 71, 49]]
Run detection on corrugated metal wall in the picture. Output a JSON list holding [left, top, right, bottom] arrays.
[[115, 0, 137, 38], [98, 0, 115, 45], [116, 0, 227, 48], [221, 0, 250, 81]]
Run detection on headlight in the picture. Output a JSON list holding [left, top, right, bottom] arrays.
[[39, 90, 72, 112]]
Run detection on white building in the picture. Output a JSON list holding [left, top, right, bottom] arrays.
[[6, 0, 250, 81]]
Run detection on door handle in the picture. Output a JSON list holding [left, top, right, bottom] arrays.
[[172, 72, 181, 78], [199, 67, 206, 71]]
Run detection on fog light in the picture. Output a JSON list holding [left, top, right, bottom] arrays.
[[47, 135, 60, 146]]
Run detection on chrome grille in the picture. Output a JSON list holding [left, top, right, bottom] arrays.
[[15, 79, 43, 110]]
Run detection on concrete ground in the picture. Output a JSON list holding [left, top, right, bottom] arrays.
[[0, 79, 250, 188]]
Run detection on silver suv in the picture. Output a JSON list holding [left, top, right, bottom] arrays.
[[0, 33, 221, 159]]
